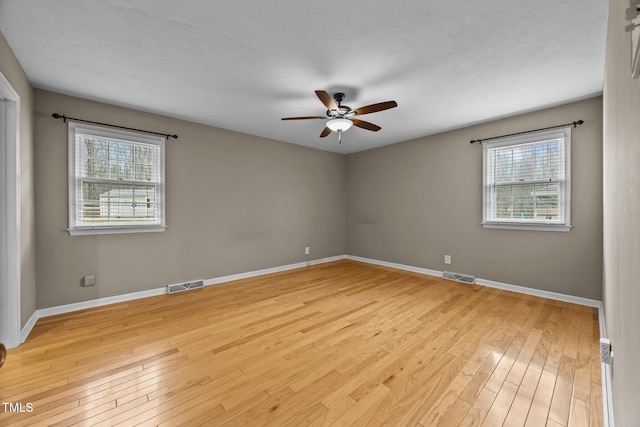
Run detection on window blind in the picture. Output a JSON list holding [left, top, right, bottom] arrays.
[[483, 127, 571, 230], [68, 122, 166, 234], [74, 132, 162, 226]]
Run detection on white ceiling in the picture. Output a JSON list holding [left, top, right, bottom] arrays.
[[0, 1, 608, 154]]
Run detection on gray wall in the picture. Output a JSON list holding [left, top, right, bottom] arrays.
[[34, 90, 604, 310], [347, 97, 603, 300], [34, 90, 347, 308], [603, 0, 640, 425], [0, 31, 36, 328]]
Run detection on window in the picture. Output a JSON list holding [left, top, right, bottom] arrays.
[[68, 122, 166, 235], [482, 127, 571, 231]]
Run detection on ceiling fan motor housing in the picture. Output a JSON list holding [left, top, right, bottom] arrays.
[[327, 107, 355, 118], [327, 94, 355, 118]]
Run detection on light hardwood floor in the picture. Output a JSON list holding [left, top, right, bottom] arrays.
[[0, 260, 602, 426]]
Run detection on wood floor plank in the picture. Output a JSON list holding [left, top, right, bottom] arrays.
[[590, 381, 604, 427], [573, 351, 592, 402], [244, 369, 343, 426], [460, 387, 497, 427], [568, 397, 590, 427], [376, 351, 473, 426], [548, 355, 577, 425], [418, 346, 492, 426], [0, 260, 603, 426], [157, 402, 226, 427], [95, 373, 230, 426], [216, 387, 295, 426], [505, 328, 543, 386], [524, 370, 557, 427], [318, 394, 358, 425], [422, 362, 476, 424], [458, 346, 505, 404], [434, 396, 471, 426], [480, 380, 519, 427], [503, 366, 542, 427], [329, 383, 391, 426]]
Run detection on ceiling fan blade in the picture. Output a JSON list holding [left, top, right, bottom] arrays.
[[281, 116, 326, 120], [320, 127, 332, 137], [351, 118, 381, 132], [354, 100, 398, 116], [315, 90, 339, 111]]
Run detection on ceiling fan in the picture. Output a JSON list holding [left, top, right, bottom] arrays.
[[282, 90, 398, 143]]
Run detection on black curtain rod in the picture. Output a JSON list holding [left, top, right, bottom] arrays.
[[51, 113, 178, 139], [469, 120, 583, 144]]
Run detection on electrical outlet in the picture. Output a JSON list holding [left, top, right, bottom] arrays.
[[305, 247, 310, 255], [82, 275, 96, 287], [444, 255, 451, 265], [600, 338, 611, 364]]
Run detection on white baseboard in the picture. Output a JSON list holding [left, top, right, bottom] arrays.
[[21, 255, 347, 342], [204, 255, 346, 286], [345, 255, 442, 277], [347, 255, 601, 306], [37, 287, 167, 320], [474, 277, 601, 308], [599, 305, 615, 427], [20, 286, 169, 344], [20, 311, 39, 344], [346, 255, 602, 308]]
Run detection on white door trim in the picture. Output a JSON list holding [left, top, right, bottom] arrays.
[[0, 71, 21, 349]]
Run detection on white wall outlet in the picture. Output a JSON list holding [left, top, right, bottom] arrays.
[[82, 275, 96, 287], [600, 338, 611, 364], [444, 255, 451, 265], [305, 247, 310, 255]]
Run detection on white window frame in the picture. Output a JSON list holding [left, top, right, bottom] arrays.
[[68, 122, 166, 236], [482, 127, 572, 232]]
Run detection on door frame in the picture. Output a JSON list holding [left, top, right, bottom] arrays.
[[0, 71, 21, 349]]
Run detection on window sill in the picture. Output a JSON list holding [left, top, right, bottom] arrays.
[[482, 222, 572, 232], [68, 226, 167, 236]]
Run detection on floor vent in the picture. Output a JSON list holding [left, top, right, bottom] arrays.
[[443, 271, 475, 284], [168, 280, 204, 294]]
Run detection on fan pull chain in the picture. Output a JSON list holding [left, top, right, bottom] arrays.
[[338, 129, 342, 144]]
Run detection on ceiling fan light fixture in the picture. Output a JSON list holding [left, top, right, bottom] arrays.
[[327, 118, 353, 132]]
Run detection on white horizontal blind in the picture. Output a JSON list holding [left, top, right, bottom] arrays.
[[69, 123, 165, 232], [483, 127, 570, 228]]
